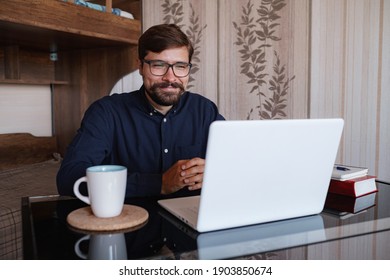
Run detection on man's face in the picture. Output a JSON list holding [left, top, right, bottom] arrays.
[[139, 46, 190, 107]]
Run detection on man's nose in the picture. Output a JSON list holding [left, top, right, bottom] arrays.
[[162, 66, 177, 81]]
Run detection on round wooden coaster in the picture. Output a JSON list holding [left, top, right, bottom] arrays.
[[67, 204, 149, 232]]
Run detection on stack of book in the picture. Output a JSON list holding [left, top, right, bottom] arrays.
[[324, 164, 378, 215]]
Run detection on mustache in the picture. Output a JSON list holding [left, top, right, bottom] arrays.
[[151, 82, 185, 91]]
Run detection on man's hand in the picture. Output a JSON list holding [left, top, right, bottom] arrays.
[[161, 157, 205, 195]]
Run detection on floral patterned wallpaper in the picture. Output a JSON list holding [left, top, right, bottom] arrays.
[[141, 0, 390, 183], [155, 0, 296, 119], [160, 0, 207, 89], [141, 0, 309, 122], [233, 0, 295, 119]]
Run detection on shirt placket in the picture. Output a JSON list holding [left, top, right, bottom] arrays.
[[160, 114, 173, 171]]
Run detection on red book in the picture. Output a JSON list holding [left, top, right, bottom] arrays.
[[324, 192, 377, 214], [328, 175, 377, 197]]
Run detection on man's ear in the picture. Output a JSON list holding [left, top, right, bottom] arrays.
[[138, 58, 144, 76]]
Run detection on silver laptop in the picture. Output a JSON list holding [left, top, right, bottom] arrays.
[[158, 118, 344, 232]]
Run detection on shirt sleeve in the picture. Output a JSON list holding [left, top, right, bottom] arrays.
[[56, 101, 111, 196], [56, 99, 164, 198]]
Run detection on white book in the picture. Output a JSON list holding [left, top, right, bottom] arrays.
[[331, 165, 369, 181]]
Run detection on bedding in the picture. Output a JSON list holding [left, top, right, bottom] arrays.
[[64, 0, 134, 19], [0, 160, 60, 259], [0, 133, 60, 259]]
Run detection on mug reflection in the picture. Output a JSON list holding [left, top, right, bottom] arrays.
[[75, 232, 127, 260]]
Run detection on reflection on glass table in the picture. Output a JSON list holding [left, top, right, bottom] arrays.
[[22, 181, 390, 260]]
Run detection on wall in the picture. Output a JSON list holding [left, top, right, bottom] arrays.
[[0, 84, 52, 136], [142, 0, 309, 119], [310, 0, 389, 182], [137, 0, 389, 183]]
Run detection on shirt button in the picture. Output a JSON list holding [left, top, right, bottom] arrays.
[[164, 149, 169, 153], [163, 118, 167, 122], [149, 112, 153, 116]]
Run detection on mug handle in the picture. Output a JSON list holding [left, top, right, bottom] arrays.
[[73, 176, 90, 205], [74, 235, 90, 260]]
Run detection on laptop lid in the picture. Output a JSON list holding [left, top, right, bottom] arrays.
[[160, 118, 344, 233]]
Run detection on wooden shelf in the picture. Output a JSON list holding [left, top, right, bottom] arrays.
[[0, 0, 141, 156], [0, 0, 141, 52], [0, 79, 69, 86]]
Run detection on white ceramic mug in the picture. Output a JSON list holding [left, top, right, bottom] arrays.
[[73, 165, 127, 218], [74, 233, 127, 260]]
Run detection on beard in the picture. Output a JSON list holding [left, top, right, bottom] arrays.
[[146, 82, 185, 106]]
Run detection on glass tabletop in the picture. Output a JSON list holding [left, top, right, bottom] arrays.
[[22, 182, 390, 260]]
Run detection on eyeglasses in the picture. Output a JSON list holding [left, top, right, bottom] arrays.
[[143, 59, 192, 78]]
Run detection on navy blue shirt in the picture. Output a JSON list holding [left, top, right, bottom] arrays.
[[56, 86, 224, 198]]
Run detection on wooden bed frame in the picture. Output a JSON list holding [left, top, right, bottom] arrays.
[[0, 133, 57, 171]]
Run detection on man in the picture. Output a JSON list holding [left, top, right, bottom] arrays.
[[56, 24, 224, 198]]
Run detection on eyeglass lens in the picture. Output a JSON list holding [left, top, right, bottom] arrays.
[[145, 60, 191, 77]]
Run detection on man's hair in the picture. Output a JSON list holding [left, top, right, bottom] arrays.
[[138, 24, 194, 62]]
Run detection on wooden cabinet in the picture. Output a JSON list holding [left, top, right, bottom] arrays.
[[0, 0, 141, 155]]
